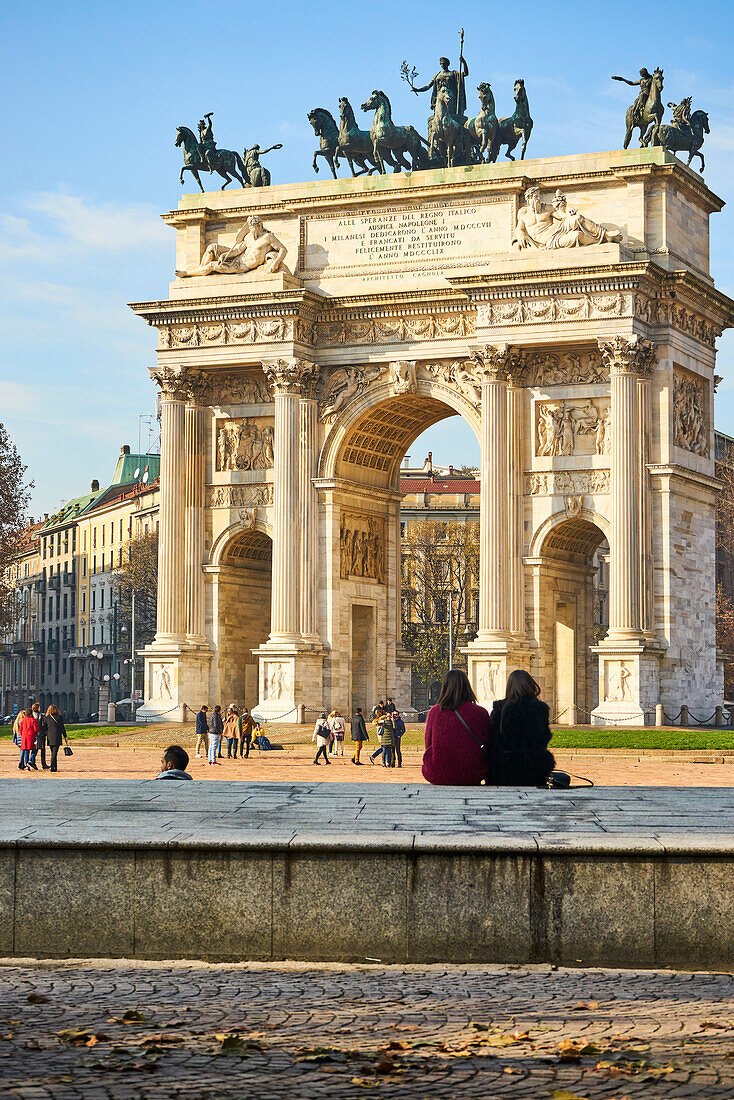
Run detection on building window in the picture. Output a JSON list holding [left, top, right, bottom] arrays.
[[100, 588, 105, 610], [101, 525, 105, 546], [92, 555, 96, 574], [82, 590, 86, 613], [81, 625, 85, 648], [63, 594, 68, 619], [110, 521, 114, 543], [92, 590, 96, 611], [119, 518, 123, 541], [82, 557, 86, 578]]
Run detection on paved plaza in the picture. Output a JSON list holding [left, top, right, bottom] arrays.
[[2, 736, 733, 787], [0, 960, 732, 1098]]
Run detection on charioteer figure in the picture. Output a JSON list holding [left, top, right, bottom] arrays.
[[612, 68, 653, 126], [198, 112, 217, 171], [243, 142, 283, 187], [413, 55, 469, 124], [668, 96, 692, 135]]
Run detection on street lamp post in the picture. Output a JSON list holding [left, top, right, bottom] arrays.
[[448, 590, 453, 672]]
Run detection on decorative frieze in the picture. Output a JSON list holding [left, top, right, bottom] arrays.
[[204, 373, 272, 407], [525, 469, 610, 496], [673, 370, 709, 456], [315, 313, 474, 346], [340, 512, 386, 583], [477, 292, 628, 328], [216, 417, 275, 472], [521, 349, 608, 387], [207, 484, 273, 509], [159, 317, 296, 350], [536, 398, 611, 457]]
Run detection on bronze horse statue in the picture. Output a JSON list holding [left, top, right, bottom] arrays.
[[175, 126, 247, 190], [659, 109, 710, 172], [488, 79, 533, 162], [307, 108, 341, 178], [361, 89, 429, 173], [427, 86, 463, 168], [464, 82, 498, 164], [623, 67, 664, 148], [337, 98, 383, 175]]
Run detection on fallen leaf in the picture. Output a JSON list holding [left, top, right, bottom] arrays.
[[84, 1037, 99, 1048], [551, 1091, 590, 1100], [57, 1028, 95, 1045], [570, 1001, 599, 1011], [503, 1065, 521, 1074], [387, 1040, 410, 1050], [350, 1079, 379, 1089], [701, 1019, 734, 1030], [375, 1058, 395, 1074], [27, 994, 49, 1004]]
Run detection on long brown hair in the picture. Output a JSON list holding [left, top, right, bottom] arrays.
[[46, 705, 60, 717], [437, 669, 476, 711], [504, 669, 541, 705]]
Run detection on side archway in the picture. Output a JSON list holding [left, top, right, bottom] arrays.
[[530, 509, 609, 721]]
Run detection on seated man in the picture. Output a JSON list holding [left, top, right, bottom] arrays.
[[155, 745, 193, 780]]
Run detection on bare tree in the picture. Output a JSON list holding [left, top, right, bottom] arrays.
[[401, 519, 479, 685], [113, 531, 158, 650], [0, 424, 32, 636]]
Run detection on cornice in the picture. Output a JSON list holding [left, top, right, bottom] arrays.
[[648, 463, 719, 492]]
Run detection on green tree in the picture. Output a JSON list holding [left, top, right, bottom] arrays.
[[0, 424, 32, 637]]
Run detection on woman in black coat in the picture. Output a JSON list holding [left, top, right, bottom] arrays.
[[488, 670, 555, 786], [45, 705, 69, 773]]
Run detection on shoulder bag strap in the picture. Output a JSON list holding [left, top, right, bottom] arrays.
[[453, 708, 489, 753]]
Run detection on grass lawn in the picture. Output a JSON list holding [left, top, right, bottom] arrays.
[[0, 724, 137, 741], [395, 725, 734, 751]]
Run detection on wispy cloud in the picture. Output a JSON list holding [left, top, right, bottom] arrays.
[[26, 193, 169, 252]]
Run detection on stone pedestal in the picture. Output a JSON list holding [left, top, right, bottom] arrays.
[[590, 644, 663, 726], [253, 645, 325, 723], [136, 646, 213, 722], [466, 646, 533, 710]]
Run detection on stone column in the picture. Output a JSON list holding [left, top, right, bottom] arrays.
[[184, 372, 208, 645], [298, 372, 321, 644], [637, 367, 655, 637], [598, 336, 656, 642], [507, 367, 525, 637], [475, 345, 515, 640], [150, 368, 188, 644], [263, 358, 319, 644]]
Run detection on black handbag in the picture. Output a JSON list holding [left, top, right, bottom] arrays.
[[63, 745, 73, 756]]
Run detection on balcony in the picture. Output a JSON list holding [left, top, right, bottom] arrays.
[[47, 639, 59, 653], [11, 641, 28, 656], [48, 575, 61, 592], [27, 640, 44, 655]]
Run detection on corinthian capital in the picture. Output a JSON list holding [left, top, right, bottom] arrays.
[[149, 366, 207, 402], [262, 357, 320, 396], [467, 343, 520, 383], [598, 335, 657, 377]]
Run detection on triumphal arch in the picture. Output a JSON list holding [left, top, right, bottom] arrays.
[[131, 147, 733, 724]]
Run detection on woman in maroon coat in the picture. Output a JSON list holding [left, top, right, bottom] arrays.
[[422, 669, 489, 786]]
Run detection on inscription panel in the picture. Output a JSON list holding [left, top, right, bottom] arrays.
[[303, 198, 511, 280]]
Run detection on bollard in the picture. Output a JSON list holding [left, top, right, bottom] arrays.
[[715, 705, 724, 727], [297, 703, 306, 724], [680, 704, 689, 727], [181, 703, 188, 723], [107, 702, 116, 724], [567, 703, 577, 726], [655, 703, 664, 726]]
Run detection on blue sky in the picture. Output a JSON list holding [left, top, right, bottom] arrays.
[[3, 0, 734, 509]]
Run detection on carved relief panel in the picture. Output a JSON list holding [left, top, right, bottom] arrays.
[[673, 369, 709, 456], [603, 660, 633, 703], [215, 417, 275, 472], [535, 398, 611, 457], [340, 513, 386, 583]]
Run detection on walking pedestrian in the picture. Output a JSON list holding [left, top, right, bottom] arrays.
[[239, 707, 254, 758], [224, 705, 240, 758], [45, 705, 69, 772], [391, 710, 405, 767], [379, 711, 395, 767], [12, 710, 23, 767], [207, 705, 223, 765], [312, 712, 331, 765], [195, 705, 209, 759], [18, 708, 39, 771], [329, 710, 346, 755], [350, 707, 369, 764], [31, 702, 48, 769]]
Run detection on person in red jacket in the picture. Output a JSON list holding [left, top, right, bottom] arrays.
[[422, 669, 489, 786], [18, 708, 39, 772]]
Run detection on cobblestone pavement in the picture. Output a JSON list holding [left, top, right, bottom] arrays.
[[0, 961, 732, 1098], [2, 739, 733, 787]]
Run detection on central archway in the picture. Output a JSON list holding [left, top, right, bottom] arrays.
[[319, 378, 481, 714]]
